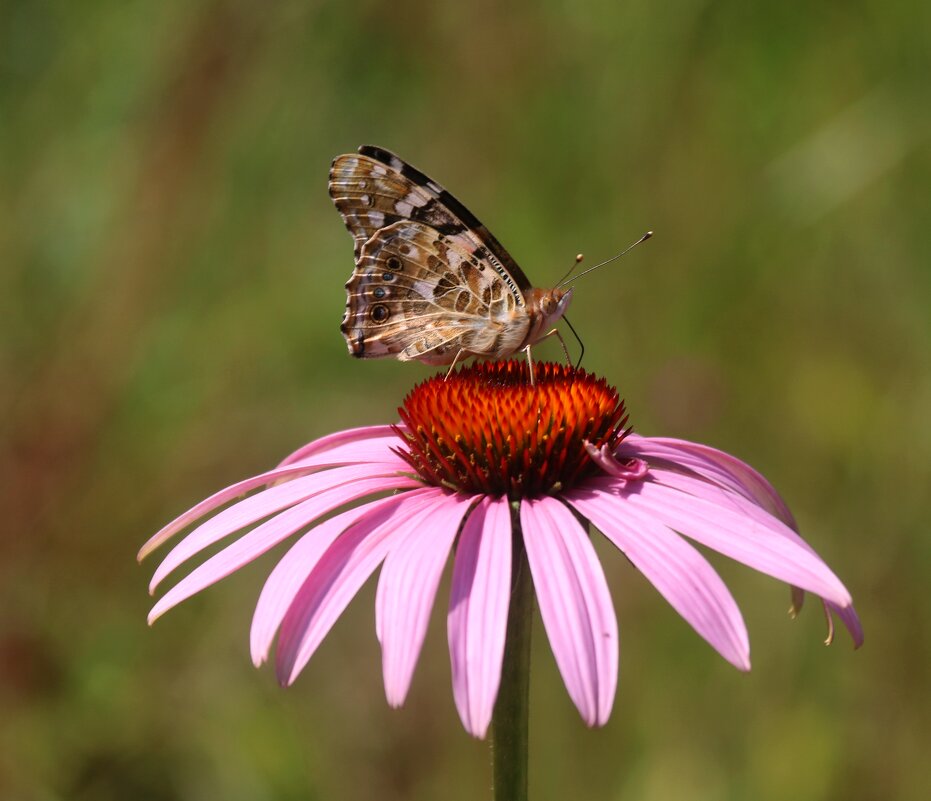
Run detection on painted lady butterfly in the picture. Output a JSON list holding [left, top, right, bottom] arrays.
[[330, 146, 575, 379]]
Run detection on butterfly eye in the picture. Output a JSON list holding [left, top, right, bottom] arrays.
[[386, 256, 403, 271], [371, 305, 390, 323]]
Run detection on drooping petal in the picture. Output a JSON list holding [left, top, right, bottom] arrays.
[[275, 489, 447, 685], [644, 464, 862, 646], [620, 434, 796, 526], [249, 492, 412, 665], [566, 488, 750, 670], [148, 474, 421, 622], [447, 497, 513, 739], [149, 464, 415, 592], [375, 494, 475, 707], [520, 497, 618, 727], [277, 425, 406, 468], [651, 468, 860, 625], [590, 477, 852, 608], [828, 601, 865, 648]]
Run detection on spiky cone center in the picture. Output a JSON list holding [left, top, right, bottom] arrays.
[[395, 361, 632, 499]]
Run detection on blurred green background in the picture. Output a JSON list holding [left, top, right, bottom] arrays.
[[2, 1, 929, 799]]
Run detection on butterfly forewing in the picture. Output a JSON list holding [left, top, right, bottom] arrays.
[[330, 147, 531, 293], [328, 158, 414, 259], [356, 146, 532, 292]]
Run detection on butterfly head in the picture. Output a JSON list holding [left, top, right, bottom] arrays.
[[531, 287, 573, 328]]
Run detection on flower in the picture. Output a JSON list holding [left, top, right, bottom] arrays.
[[140, 361, 862, 738]]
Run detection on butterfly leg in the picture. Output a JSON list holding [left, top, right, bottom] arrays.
[[524, 345, 536, 386], [444, 348, 467, 381], [550, 328, 572, 366]]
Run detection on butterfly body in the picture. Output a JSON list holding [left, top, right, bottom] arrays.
[[330, 146, 572, 368]]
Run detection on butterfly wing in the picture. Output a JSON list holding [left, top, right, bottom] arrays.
[[329, 145, 532, 301], [340, 221, 529, 365]]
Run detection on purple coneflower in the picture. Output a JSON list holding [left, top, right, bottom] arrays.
[[140, 361, 861, 743]]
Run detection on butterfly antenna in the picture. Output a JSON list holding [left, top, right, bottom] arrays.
[[563, 315, 585, 368], [557, 231, 653, 288], [556, 253, 585, 286]]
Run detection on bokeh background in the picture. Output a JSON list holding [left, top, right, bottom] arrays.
[[2, 1, 929, 799]]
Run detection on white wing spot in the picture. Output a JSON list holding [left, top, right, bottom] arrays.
[[413, 280, 434, 298], [406, 191, 429, 208]]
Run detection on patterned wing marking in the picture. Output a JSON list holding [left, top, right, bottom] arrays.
[[340, 221, 528, 365]]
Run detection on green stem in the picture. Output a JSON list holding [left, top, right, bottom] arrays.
[[491, 506, 534, 801]]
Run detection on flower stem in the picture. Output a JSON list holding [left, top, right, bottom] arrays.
[[491, 507, 534, 801]]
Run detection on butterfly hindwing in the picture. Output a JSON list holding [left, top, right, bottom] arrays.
[[340, 221, 526, 365]]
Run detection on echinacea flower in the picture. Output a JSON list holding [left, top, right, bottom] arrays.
[[140, 361, 861, 739]]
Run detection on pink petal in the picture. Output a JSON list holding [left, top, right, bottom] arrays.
[[520, 497, 618, 727], [149, 464, 412, 592], [648, 467, 829, 559], [566, 488, 750, 670], [447, 497, 512, 738], [139, 465, 323, 561], [275, 489, 448, 685], [591, 476, 852, 608], [277, 425, 405, 467], [375, 495, 475, 707], [138, 451, 407, 561], [620, 434, 796, 526], [249, 492, 412, 665], [148, 474, 421, 623]]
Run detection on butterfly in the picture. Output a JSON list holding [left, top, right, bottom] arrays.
[[329, 145, 575, 380]]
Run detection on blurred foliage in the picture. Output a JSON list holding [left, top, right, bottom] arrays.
[[1, 0, 929, 799]]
